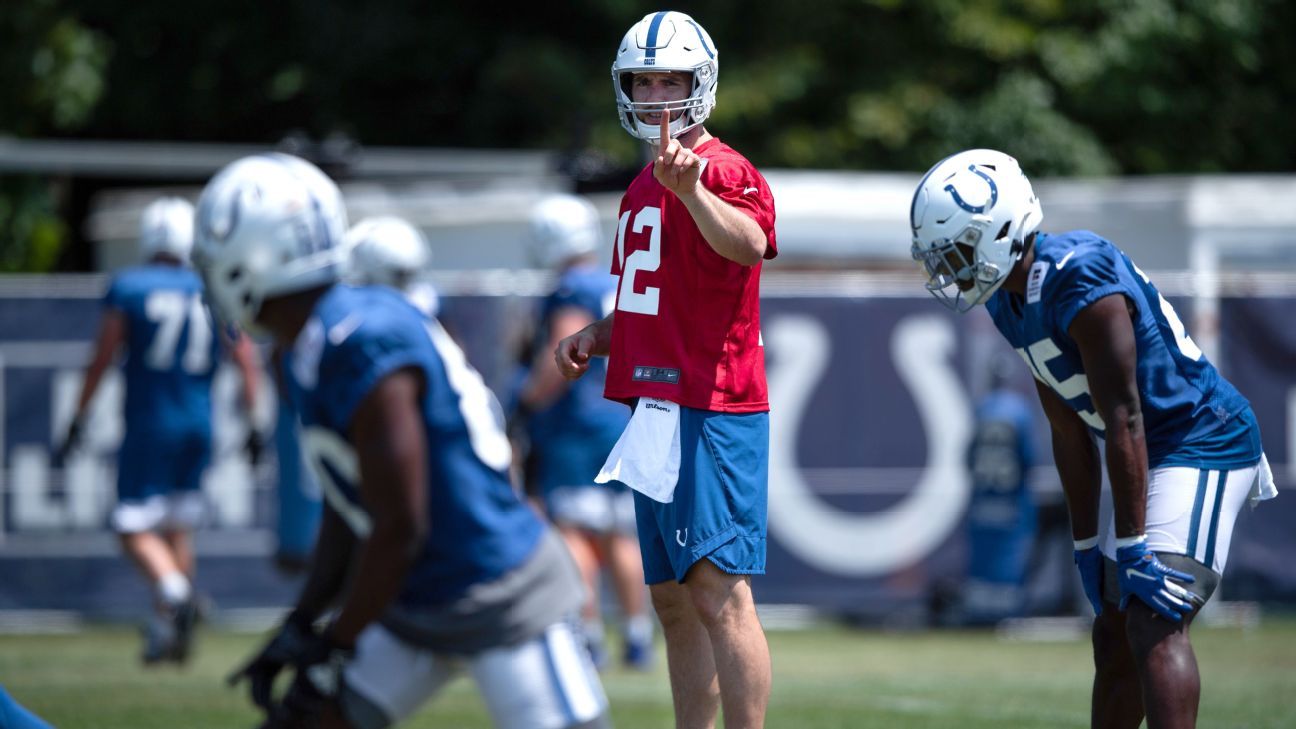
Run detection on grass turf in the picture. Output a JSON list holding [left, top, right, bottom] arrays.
[[2, 616, 1294, 728]]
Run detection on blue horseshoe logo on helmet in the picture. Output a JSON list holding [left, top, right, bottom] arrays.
[[945, 165, 998, 214]]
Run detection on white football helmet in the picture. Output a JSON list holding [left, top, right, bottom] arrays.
[[139, 197, 195, 262], [909, 149, 1043, 312], [193, 153, 348, 331], [612, 11, 718, 141], [528, 194, 601, 269], [345, 216, 431, 288]]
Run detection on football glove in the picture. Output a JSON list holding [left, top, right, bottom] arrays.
[[227, 610, 315, 709], [1116, 539, 1204, 622], [1073, 542, 1104, 617], [259, 673, 327, 729], [260, 629, 352, 729]]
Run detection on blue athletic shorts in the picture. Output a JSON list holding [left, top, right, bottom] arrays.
[[633, 407, 768, 584], [116, 427, 210, 503]]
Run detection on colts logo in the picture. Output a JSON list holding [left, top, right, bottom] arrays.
[[197, 184, 251, 244], [945, 165, 998, 214]]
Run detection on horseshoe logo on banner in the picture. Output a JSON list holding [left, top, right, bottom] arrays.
[[765, 314, 972, 577]]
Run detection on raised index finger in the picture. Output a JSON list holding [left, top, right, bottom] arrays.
[[658, 109, 671, 153]]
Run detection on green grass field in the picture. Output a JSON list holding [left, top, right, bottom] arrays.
[[3, 617, 1295, 729]]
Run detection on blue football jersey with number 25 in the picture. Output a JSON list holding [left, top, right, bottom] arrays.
[[285, 285, 543, 607], [986, 231, 1261, 470]]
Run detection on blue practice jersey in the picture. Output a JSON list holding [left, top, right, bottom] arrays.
[[104, 264, 219, 437], [529, 264, 629, 441], [284, 285, 544, 607], [986, 231, 1259, 469]]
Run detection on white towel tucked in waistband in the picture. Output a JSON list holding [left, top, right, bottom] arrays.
[[1251, 452, 1278, 507], [595, 398, 681, 503]]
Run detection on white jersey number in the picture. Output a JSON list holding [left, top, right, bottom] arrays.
[[615, 206, 661, 316], [425, 320, 513, 473], [1016, 338, 1106, 431], [302, 426, 372, 538], [143, 291, 212, 374], [1130, 261, 1203, 361]]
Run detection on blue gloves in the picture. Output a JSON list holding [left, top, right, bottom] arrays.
[[1073, 544, 1105, 616], [1116, 539, 1203, 622]]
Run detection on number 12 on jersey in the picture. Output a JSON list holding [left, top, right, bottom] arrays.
[[615, 206, 661, 316]]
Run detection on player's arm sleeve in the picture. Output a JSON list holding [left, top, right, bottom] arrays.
[[315, 318, 426, 434], [1049, 244, 1136, 335], [102, 274, 128, 312], [702, 158, 778, 259]]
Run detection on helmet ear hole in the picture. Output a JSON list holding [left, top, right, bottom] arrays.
[[996, 222, 1011, 241]]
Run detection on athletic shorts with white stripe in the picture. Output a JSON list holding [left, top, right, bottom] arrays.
[[339, 620, 608, 729], [1098, 456, 1271, 574]]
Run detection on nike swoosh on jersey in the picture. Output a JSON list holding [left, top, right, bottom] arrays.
[[742, 186, 759, 195], [328, 313, 364, 345], [1055, 251, 1077, 269]]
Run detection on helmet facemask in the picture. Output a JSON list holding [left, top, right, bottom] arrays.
[[912, 220, 1016, 313], [615, 70, 713, 141]]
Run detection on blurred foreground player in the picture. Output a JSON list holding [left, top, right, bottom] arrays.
[[910, 148, 1277, 729], [58, 196, 262, 665], [199, 154, 608, 729], [0, 685, 53, 729]]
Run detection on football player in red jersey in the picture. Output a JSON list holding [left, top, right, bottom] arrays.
[[556, 11, 777, 728]]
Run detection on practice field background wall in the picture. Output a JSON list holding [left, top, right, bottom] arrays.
[[2, 272, 1291, 621]]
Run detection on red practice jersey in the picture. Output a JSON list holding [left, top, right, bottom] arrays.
[[604, 137, 777, 413]]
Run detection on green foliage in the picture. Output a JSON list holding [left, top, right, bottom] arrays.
[[2, 0, 1294, 190], [0, 178, 67, 272], [0, 1, 109, 272]]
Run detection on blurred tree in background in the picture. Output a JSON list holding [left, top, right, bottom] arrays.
[[0, 0, 108, 271], [1, 0, 1294, 265]]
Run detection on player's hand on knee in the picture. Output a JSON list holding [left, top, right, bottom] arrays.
[[1073, 540, 1104, 616], [1116, 539, 1204, 621], [228, 610, 316, 709]]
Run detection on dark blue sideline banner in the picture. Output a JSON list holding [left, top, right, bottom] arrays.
[[1, 291, 1292, 618]]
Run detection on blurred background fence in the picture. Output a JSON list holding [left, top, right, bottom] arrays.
[[2, 0, 1295, 628], [1, 158, 1293, 624]]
